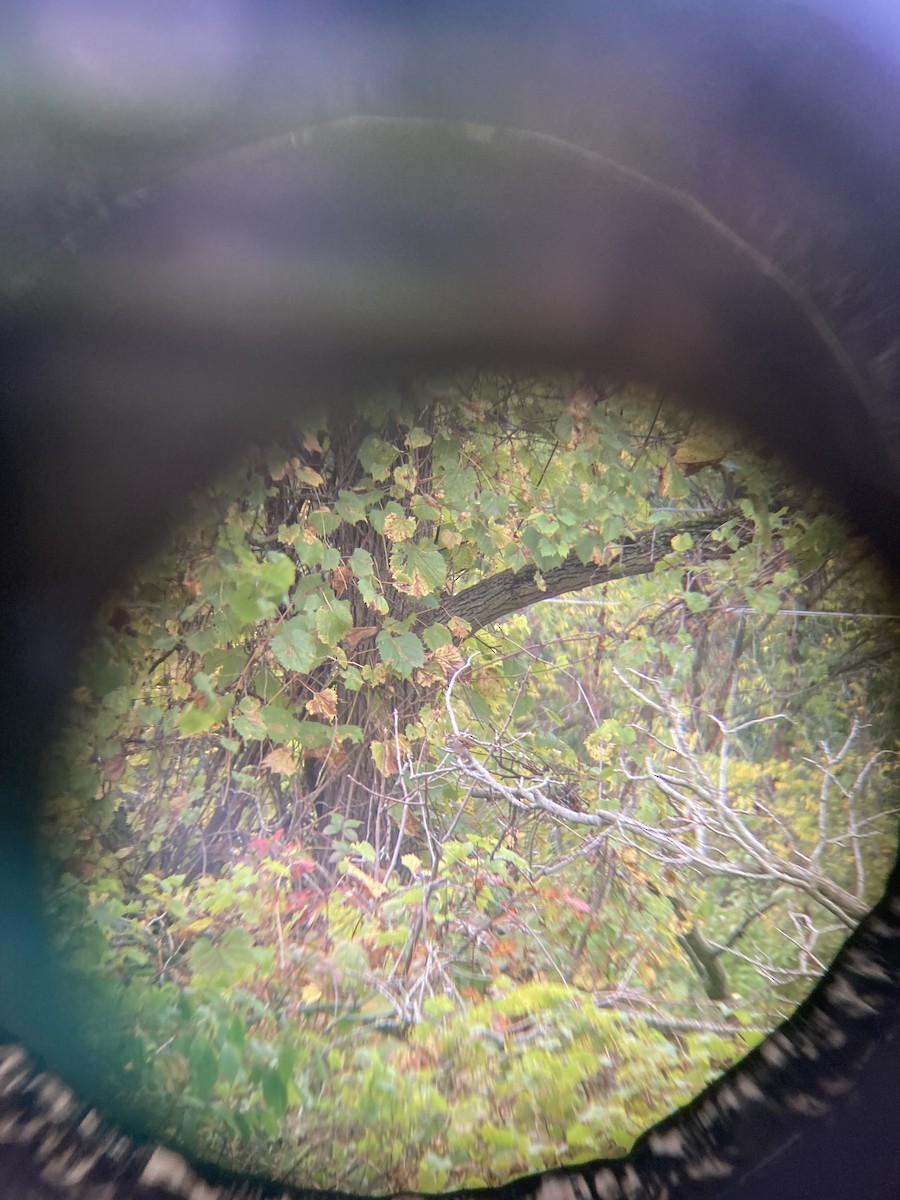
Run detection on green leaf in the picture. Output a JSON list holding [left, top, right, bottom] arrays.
[[423, 623, 452, 651], [316, 599, 353, 646], [257, 552, 296, 599], [229, 583, 277, 627], [262, 1066, 288, 1116], [188, 928, 259, 986], [358, 577, 388, 612], [358, 435, 397, 481], [410, 495, 441, 522], [178, 695, 233, 736], [293, 721, 339, 749], [418, 1153, 452, 1193], [351, 840, 377, 863], [335, 491, 370, 524], [671, 532, 694, 552], [307, 509, 342, 537], [218, 1042, 242, 1085], [565, 1123, 597, 1150], [376, 630, 426, 679], [349, 547, 376, 577], [232, 698, 307, 743], [271, 621, 321, 673], [684, 591, 710, 613], [406, 427, 433, 450], [393, 544, 451, 595], [750, 586, 782, 615], [188, 1036, 219, 1098]]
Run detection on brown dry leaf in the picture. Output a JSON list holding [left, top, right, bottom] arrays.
[[659, 462, 672, 497], [447, 616, 471, 641], [71, 686, 92, 704], [565, 387, 596, 420], [302, 432, 323, 456], [431, 643, 466, 678], [371, 734, 410, 777], [322, 746, 349, 772], [307, 687, 338, 720], [408, 570, 429, 599], [261, 746, 298, 776], [102, 752, 127, 783], [343, 625, 379, 651], [331, 564, 352, 597], [270, 457, 300, 483]]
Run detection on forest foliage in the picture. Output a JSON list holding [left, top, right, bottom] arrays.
[[42, 377, 900, 1192]]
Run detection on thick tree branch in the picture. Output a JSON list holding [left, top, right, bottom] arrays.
[[427, 513, 751, 634]]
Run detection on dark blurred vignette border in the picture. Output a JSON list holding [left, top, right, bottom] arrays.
[[3, 1, 900, 1196]]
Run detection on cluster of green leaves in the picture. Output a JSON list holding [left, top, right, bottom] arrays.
[[48, 829, 756, 1191], [40, 376, 900, 1189]]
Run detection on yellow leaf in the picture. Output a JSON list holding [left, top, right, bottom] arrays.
[[474, 666, 505, 700], [637, 962, 657, 988], [177, 917, 212, 939], [297, 466, 325, 488], [432, 643, 466, 678], [393, 464, 418, 493], [591, 543, 617, 567], [401, 853, 422, 876], [344, 862, 388, 898], [307, 687, 338, 720], [383, 512, 417, 542], [672, 435, 728, 476], [261, 746, 298, 776], [301, 982, 323, 1004], [659, 461, 672, 497]]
